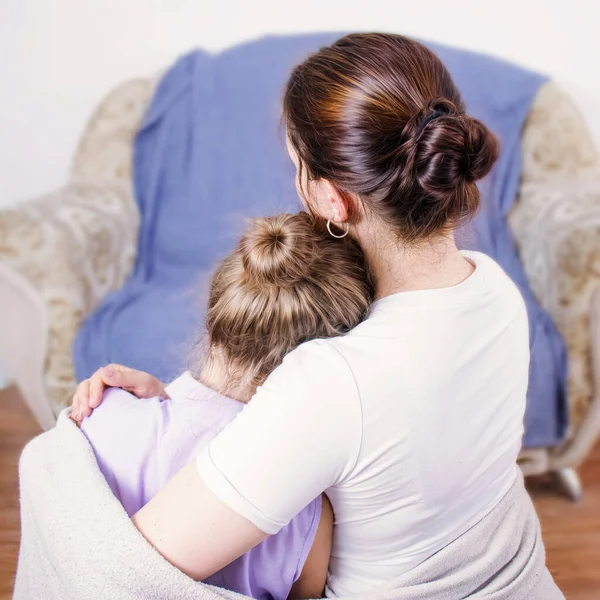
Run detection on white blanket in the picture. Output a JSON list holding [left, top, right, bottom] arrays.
[[14, 410, 565, 600]]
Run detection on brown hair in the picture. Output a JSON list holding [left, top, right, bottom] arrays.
[[283, 33, 499, 242], [200, 213, 372, 395]]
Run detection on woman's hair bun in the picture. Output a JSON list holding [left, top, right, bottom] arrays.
[[239, 213, 316, 285], [395, 99, 500, 232], [412, 101, 498, 189], [459, 116, 499, 182]]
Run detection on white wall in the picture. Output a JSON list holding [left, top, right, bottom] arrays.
[[1, 0, 599, 208]]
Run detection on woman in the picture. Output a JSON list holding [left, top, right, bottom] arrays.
[[78, 213, 373, 599], [72, 33, 562, 598]]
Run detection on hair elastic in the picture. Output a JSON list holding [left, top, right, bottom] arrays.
[[414, 110, 444, 139]]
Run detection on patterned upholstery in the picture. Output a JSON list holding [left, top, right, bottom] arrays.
[[513, 82, 599, 434], [0, 76, 156, 416]]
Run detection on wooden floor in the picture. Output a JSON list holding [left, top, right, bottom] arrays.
[[1, 387, 599, 599], [0, 387, 41, 599]]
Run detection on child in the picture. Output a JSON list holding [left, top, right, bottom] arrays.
[[80, 212, 372, 599]]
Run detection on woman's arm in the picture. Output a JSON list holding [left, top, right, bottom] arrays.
[[132, 462, 268, 580], [131, 340, 360, 581]]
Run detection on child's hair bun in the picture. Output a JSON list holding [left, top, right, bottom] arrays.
[[239, 213, 317, 286]]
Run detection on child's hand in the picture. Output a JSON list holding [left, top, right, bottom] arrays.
[[70, 364, 167, 422]]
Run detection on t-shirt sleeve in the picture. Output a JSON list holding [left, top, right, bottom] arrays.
[[196, 339, 362, 534], [80, 388, 165, 516]]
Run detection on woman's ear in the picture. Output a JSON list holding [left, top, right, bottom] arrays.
[[323, 180, 351, 223]]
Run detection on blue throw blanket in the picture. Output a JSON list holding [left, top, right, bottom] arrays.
[[74, 33, 567, 447]]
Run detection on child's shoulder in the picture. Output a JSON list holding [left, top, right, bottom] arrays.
[[165, 372, 244, 436], [80, 388, 167, 450]]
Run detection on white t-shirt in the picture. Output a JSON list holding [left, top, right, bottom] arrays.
[[196, 251, 529, 596]]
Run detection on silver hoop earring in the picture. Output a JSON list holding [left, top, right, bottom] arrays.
[[326, 219, 349, 239]]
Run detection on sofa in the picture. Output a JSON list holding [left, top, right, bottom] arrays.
[[1, 54, 600, 499]]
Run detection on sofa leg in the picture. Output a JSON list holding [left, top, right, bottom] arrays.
[[555, 467, 582, 502]]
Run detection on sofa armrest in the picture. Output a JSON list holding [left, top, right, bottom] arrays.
[[551, 286, 600, 470], [0, 182, 139, 423], [71, 76, 158, 183], [521, 82, 597, 184], [508, 177, 600, 442]]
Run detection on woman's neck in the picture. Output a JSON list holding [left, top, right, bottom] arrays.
[[356, 222, 474, 300]]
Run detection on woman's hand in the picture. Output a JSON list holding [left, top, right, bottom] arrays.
[[70, 364, 167, 422]]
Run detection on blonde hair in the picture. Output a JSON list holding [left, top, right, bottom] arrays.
[[198, 212, 372, 394]]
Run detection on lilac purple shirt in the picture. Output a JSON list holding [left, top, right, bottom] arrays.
[[81, 372, 322, 600]]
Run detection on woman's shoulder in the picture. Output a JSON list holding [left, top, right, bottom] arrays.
[[252, 337, 363, 445], [467, 251, 524, 293], [466, 251, 528, 315], [288, 336, 346, 359], [275, 338, 357, 389]]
